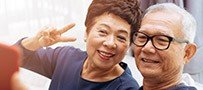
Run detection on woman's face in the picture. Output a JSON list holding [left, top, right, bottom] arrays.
[[85, 13, 131, 69]]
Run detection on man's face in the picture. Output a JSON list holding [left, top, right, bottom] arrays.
[[85, 13, 131, 69], [133, 11, 187, 79]]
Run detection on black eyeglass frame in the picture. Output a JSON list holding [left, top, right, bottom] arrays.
[[132, 32, 189, 50]]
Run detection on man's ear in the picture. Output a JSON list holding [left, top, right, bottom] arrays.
[[130, 44, 135, 57], [184, 43, 197, 63]]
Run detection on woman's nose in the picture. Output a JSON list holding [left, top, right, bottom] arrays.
[[103, 36, 116, 49]]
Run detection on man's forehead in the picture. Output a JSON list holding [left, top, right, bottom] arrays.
[[143, 10, 182, 23], [140, 11, 183, 37], [139, 24, 174, 36]]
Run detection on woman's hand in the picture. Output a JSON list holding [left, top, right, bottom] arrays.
[[21, 23, 77, 51]]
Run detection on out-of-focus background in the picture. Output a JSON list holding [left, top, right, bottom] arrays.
[[0, 0, 203, 89], [0, 0, 92, 50]]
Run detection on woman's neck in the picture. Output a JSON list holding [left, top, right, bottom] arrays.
[[81, 60, 124, 82]]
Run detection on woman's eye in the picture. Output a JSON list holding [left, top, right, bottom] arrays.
[[98, 30, 107, 36], [117, 35, 127, 42]]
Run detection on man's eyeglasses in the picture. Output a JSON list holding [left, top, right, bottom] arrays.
[[132, 32, 189, 50]]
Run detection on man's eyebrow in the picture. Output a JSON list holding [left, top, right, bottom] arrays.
[[154, 31, 170, 36], [139, 28, 171, 36]]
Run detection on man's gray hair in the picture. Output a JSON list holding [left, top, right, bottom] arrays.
[[144, 3, 197, 43]]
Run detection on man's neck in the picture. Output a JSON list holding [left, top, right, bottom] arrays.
[[142, 74, 182, 90]]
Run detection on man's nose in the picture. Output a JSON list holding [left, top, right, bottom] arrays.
[[103, 36, 116, 49], [141, 40, 156, 53]]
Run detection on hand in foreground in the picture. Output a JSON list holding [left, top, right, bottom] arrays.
[[11, 72, 27, 90]]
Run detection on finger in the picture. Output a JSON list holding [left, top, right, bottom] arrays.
[[57, 37, 77, 42], [41, 27, 57, 37], [41, 31, 49, 36], [39, 36, 56, 47], [58, 23, 75, 35], [36, 26, 49, 39], [50, 29, 60, 39]]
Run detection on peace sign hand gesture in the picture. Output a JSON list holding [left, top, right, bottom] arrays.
[[21, 23, 77, 51]]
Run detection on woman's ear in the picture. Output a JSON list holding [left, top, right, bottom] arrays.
[[84, 30, 87, 42], [184, 43, 197, 63]]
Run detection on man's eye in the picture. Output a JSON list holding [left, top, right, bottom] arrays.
[[137, 35, 147, 39], [156, 37, 169, 42], [137, 35, 147, 41]]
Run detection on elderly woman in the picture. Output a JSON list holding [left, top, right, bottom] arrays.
[[15, 0, 142, 90]]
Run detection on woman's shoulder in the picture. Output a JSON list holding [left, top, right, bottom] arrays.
[[115, 62, 140, 89]]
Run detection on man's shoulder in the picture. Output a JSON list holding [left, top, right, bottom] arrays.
[[139, 84, 197, 90], [169, 83, 197, 90]]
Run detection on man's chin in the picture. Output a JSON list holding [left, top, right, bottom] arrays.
[[140, 69, 160, 78]]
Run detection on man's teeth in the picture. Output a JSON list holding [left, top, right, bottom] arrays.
[[142, 58, 159, 63]]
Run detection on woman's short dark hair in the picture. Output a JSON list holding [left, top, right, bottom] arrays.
[[85, 0, 142, 43]]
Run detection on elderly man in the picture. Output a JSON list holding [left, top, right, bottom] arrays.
[[132, 3, 197, 90]]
